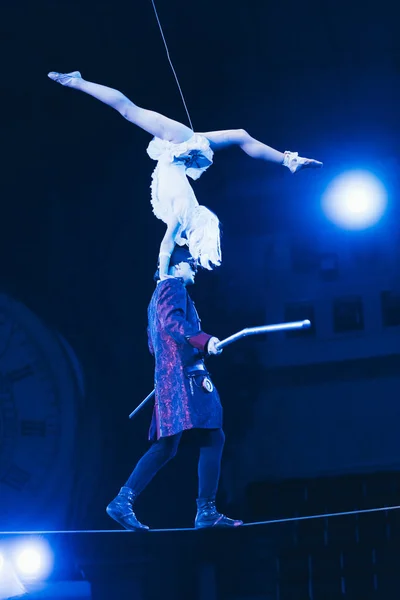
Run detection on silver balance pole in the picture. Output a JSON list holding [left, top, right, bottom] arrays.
[[128, 319, 310, 419]]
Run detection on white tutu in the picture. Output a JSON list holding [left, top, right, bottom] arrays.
[[147, 134, 221, 269]]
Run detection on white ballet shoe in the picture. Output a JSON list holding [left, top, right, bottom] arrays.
[[283, 151, 323, 174], [47, 71, 82, 87]]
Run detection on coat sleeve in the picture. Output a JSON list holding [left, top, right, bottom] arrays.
[[157, 279, 212, 352]]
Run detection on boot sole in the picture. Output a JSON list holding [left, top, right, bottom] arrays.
[[195, 521, 243, 529], [106, 507, 149, 532]]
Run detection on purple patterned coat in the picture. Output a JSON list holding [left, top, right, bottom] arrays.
[[147, 278, 223, 441]]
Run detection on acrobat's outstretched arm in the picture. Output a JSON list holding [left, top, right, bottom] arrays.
[[48, 71, 193, 144], [200, 129, 322, 173]]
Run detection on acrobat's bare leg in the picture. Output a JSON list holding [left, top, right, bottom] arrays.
[[48, 71, 193, 143], [200, 129, 323, 173]]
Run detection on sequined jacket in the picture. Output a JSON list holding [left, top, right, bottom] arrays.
[[147, 278, 222, 440]]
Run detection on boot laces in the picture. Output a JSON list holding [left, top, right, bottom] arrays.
[[204, 500, 218, 516]]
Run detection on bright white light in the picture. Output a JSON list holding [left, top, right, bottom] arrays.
[[17, 549, 42, 575], [13, 540, 53, 580], [322, 170, 387, 229], [0, 552, 4, 570]]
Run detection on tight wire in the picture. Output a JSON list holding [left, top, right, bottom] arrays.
[[150, 0, 194, 131], [2, 501, 400, 535]]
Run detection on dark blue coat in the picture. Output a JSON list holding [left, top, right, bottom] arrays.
[[147, 278, 222, 440]]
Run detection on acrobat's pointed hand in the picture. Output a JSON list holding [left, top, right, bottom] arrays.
[[283, 151, 323, 174], [48, 71, 82, 87]]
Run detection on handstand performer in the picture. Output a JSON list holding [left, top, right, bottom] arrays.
[[48, 70, 322, 278]]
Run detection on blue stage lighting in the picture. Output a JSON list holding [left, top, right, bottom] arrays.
[[322, 170, 387, 229], [13, 540, 53, 581]]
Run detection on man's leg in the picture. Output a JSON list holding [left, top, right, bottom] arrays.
[[195, 429, 243, 529], [197, 428, 225, 501], [125, 433, 182, 493], [106, 433, 182, 530]]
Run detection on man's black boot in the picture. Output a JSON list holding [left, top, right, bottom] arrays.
[[106, 486, 149, 531], [195, 499, 243, 529]]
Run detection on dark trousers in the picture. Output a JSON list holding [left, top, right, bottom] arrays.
[[125, 428, 225, 502]]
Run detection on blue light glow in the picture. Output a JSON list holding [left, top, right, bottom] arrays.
[[13, 540, 53, 580], [322, 170, 387, 229]]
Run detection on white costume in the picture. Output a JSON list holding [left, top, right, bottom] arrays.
[[147, 134, 221, 269]]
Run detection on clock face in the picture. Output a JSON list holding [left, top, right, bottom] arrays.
[[0, 294, 79, 529]]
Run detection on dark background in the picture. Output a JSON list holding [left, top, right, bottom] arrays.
[[2, 0, 400, 531]]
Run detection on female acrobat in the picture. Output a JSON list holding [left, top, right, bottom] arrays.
[[48, 71, 322, 278]]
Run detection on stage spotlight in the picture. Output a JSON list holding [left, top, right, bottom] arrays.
[[322, 170, 387, 229], [13, 540, 53, 580]]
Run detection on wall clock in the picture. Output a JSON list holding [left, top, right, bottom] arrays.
[[0, 293, 81, 530]]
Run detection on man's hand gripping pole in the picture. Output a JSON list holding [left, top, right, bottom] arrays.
[[128, 319, 311, 419]]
